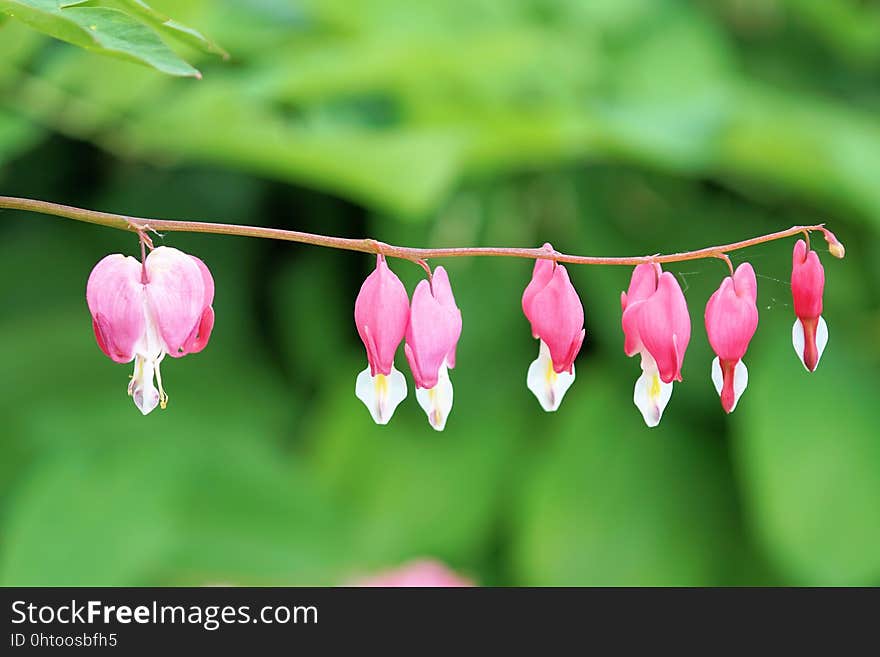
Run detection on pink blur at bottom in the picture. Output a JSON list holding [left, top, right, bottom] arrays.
[[350, 559, 474, 587]]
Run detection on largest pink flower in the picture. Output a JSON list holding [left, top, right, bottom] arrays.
[[620, 263, 691, 427], [86, 246, 215, 415]]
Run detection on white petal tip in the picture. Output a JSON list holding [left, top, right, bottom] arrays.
[[355, 365, 407, 425], [131, 388, 159, 415], [633, 356, 673, 427], [129, 356, 161, 415], [792, 316, 828, 372], [416, 364, 453, 431], [526, 341, 575, 412], [711, 356, 748, 413]]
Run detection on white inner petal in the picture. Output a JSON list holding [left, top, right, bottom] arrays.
[[791, 318, 806, 369], [791, 316, 829, 372], [128, 294, 168, 415], [711, 356, 724, 396], [355, 364, 407, 425], [129, 356, 160, 415], [137, 294, 166, 360], [732, 359, 748, 412], [633, 353, 673, 428], [815, 315, 828, 368], [416, 362, 454, 431], [526, 340, 575, 412], [710, 356, 748, 413]]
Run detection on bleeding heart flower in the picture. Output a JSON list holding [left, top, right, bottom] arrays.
[[404, 266, 462, 431], [354, 255, 410, 424], [86, 246, 215, 415], [620, 262, 691, 427], [705, 262, 758, 413], [521, 247, 585, 411], [791, 239, 827, 372]]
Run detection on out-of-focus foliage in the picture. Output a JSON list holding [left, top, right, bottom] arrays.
[[0, 0, 878, 586], [0, 0, 225, 77]]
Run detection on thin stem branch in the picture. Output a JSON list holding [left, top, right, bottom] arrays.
[[715, 253, 734, 276], [0, 195, 838, 267]]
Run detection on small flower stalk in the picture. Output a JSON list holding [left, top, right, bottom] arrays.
[[704, 263, 758, 413], [620, 263, 691, 427], [521, 247, 585, 411], [405, 266, 462, 431], [86, 245, 215, 415], [354, 255, 410, 424], [791, 239, 828, 372]]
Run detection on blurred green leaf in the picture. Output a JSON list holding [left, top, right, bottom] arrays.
[[0, 0, 201, 76], [122, 82, 466, 216], [66, 0, 229, 58], [593, 6, 734, 170], [781, 0, 880, 65], [721, 86, 880, 230]]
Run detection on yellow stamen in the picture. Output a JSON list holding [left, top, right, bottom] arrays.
[[427, 387, 441, 427], [544, 357, 559, 408], [545, 357, 558, 384], [649, 373, 661, 401], [375, 373, 388, 398]]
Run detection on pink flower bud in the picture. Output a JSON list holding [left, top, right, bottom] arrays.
[[354, 255, 410, 424], [790, 240, 828, 372], [86, 246, 215, 415], [823, 229, 845, 259], [704, 263, 758, 413], [620, 263, 690, 427], [405, 266, 462, 431], [521, 247, 585, 411]]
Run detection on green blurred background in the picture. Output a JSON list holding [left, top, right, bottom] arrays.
[[1, 0, 879, 586]]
